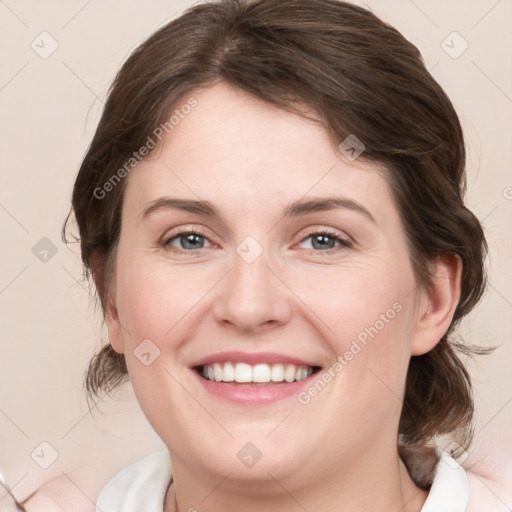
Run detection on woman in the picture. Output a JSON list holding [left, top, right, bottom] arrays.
[[57, 0, 498, 510]]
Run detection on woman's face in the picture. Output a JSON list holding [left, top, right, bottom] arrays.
[[106, 82, 430, 484]]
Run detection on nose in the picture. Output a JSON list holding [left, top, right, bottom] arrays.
[[212, 244, 293, 335]]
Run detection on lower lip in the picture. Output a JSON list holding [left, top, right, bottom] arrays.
[[192, 370, 317, 405]]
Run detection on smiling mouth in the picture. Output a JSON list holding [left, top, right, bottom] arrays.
[[195, 362, 321, 385]]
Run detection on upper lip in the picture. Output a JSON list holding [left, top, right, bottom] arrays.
[[190, 351, 321, 368]]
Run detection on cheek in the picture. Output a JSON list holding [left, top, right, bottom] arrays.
[[298, 259, 414, 336], [112, 257, 200, 426], [115, 256, 206, 346], [291, 259, 416, 386]]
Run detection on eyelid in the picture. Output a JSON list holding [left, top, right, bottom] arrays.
[[159, 225, 353, 254], [296, 226, 353, 246], [160, 226, 214, 250], [305, 226, 350, 239]]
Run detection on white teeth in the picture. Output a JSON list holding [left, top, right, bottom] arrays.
[[234, 363, 252, 383], [213, 363, 223, 382], [271, 363, 284, 382], [200, 362, 314, 384], [284, 364, 296, 383], [223, 362, 235, 382], [253, 364, 271, 383]]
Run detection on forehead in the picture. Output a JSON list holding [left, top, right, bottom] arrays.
[[123, 82, 395, 223]]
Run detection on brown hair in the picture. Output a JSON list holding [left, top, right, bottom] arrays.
[[63, 0, 488, 488]]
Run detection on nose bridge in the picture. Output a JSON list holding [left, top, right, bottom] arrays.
[[212, 235, 291, 332]]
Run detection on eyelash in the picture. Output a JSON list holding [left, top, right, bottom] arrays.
[[161, 228, 352, 255], [298, 228, 353, 254]]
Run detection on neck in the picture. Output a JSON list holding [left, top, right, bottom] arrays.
[[164, 449, 428, 512]]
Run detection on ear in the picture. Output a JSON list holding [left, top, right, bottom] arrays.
[[410, 254, 462, 356], [91, 255, 125, 355], [104, 299, 125, 355]]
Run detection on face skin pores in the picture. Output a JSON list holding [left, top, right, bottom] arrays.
[[103, 81, 461, 512]]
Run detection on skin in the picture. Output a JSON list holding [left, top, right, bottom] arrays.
[[100, 81, 462, 512]]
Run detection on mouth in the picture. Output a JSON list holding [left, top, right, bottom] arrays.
[[189, 352, 323, 404], [194, 362, 321, 385]]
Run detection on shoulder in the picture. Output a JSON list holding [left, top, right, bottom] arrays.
[[95, 450, 172, 512], [422, 451, 512, 512], [465, 470, 512, 512]]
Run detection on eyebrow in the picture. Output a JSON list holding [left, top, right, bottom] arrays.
[[141, 196, 376, 223]]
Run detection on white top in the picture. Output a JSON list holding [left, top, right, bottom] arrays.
[[96, 449, 469, 512]]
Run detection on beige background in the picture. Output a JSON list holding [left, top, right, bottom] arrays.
[[1, 0, 511, 509]]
